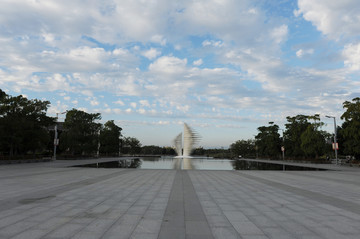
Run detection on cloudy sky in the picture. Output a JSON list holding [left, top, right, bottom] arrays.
[[1, 0, 359, 147]]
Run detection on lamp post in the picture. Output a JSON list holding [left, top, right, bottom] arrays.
[[325, 115, 338, 165], [279, 129, 285, 161], [279, 128, 285, 171], [53, 111, 67, 160], [97, 129, 100, 158]]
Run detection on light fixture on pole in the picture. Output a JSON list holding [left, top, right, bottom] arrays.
[[53, 111, 67, 160], [325, 115, 338, 165]]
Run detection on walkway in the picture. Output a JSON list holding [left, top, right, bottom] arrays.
[[0, 160, 360, 238]]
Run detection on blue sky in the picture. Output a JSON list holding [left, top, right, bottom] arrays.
[[1, 0, 360, 148]]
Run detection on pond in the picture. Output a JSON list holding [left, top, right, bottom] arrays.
[[73, 157, 327, 171]]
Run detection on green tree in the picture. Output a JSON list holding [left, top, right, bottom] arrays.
[[300, 114, 329, 159], [122, 137, 142, 155], [230, 139, 255, 158], [340, 97, 360, 158], [284, 115, 310, 158], [60, 109, 101, 155], [162, 146, 176, 155], [255, 122, 281, 159], [0, 90, 54, 156], [192, 147, 205, 155], [99, 120, 122, 156]]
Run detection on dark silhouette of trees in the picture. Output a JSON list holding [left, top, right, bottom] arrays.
[[60, 109, 101, 155], [0, 89, 55, 157], [341, 97, 360, 158], [100, 120, 122, 156], [284, 115, 310, 157], [230, 139, 255, 158], [255, 122, 281, 159], [122, 137, 142, 155], [300, 115, 329, 159]]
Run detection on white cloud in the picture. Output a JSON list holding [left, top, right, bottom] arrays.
[[139, 100, 150, 107], [296, 48, 314, 58], [270, 25, 288, 44], [112, 48, 128, 56], [149, 56, 187, 75], [150, 35, 167, 46], [202, 40, 224, 47], [343, 43, 360, 71], [138, 108, 146, 114], [90, 99, 99, 106], [296, 0, 360, 39], [141, 48, 161, 60], [130, 102, 137, 108], [193, 59, 203, 66], [114, 100, 125, 106]]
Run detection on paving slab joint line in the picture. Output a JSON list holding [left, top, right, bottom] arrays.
[[0, 169, 132, 212], [231, 171, 360, 215]]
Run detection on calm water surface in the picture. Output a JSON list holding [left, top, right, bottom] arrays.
[[74, 157, 326, 171]]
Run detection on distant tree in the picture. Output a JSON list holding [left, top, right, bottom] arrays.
[[140, 145, 176, 155], [192, 147, 205, 155], [201, 148, 231, 158], [141, 145, 163, 155], [340, 97, 360, 158], [122, 137, 142, 155], [162, 146, 176, 155], [298, 114, 330, 159], [99, 120, 122, 156], [230, 139, 255, 158], [284, 115, 310, 158], [255, 122, 281, 159], [0, 90, 54, 156], [0, 89, 6, 100], [60, 109, 101, 155], [336, 125, 346, 156]]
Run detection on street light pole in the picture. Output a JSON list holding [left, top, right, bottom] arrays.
[[280, 129, 285, 161], [53, 111, 67, 160], [279, 128, 285, 171], [326, 115, 338, 165]]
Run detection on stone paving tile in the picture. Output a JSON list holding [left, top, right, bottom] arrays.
[[44, 223, 85, 238], [1, 161, 360, 238], [0, 221, 37, 238], [188, 170, 360, 239], [10, 229, 49, 239]]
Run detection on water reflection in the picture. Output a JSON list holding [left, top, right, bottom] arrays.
[[74, 158, 142, 168], [73, 157, 327, 171], [233, 160, 327, 171]]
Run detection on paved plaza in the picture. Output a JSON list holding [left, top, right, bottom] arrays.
[[0, 159, 360, 238]]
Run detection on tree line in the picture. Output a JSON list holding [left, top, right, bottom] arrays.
[[230, 98, 360, 161], [0, 89, 143, 159]]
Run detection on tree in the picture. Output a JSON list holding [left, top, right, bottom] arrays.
[[230, 139, 255, 158], [255, 122, 281, 159], [340, 97, 360, 158], [0, 90, 54, 156], [122, 137, 142, 155], [284, 115, 310, 158], [192, 147, 205, 155], [99, 120, 122, 156], [60, 109, 101, 155], [300, 114, 329, 159]]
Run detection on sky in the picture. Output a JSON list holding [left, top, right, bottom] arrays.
[[1, 0, 360, 148]]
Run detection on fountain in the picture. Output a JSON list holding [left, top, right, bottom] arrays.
[[172, 123, 200, 157]]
